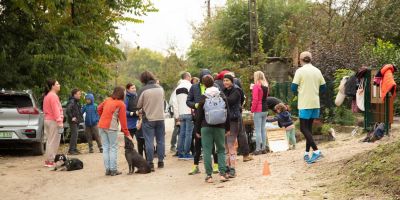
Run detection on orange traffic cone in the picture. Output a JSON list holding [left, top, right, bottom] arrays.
[[263, 160, 271, 176]]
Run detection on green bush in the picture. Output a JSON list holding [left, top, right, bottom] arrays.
[[334, 106, 356, 126]]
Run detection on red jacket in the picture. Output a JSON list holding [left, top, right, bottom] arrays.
[[98, 98, 130, 137], [380, 64, 397, 101]]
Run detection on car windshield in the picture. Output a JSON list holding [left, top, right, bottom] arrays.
[[0, 95, 33, 108]]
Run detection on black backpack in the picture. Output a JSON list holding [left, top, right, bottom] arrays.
[[345, 75, 359, 97]]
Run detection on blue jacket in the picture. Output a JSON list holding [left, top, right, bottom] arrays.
[[81, 93, 99, 127], [266, 111, 294, 128], [124, 91, 139, 129]]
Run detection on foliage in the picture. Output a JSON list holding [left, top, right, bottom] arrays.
[[334, 106, 356, 126], [0, 0, 156, 100]]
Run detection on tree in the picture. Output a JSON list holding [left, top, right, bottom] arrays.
[[0, 0, 156, 99]]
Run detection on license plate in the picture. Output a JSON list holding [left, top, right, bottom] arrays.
[[0, 131, 13, 138]]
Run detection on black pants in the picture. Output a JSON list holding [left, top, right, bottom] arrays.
[[68, 122, 79, 152], [237, 118, 250, 156], [300, 119, 318, 152]]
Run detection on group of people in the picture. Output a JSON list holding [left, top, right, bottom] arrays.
[[41, 51, 326, 182]]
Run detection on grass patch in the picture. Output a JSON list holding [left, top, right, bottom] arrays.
[[341, 139, 400, 199]]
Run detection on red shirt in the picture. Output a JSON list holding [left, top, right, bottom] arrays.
[[98, 98, 130, 137]]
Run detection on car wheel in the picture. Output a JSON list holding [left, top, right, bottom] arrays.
[[32, 139, 46, 156]]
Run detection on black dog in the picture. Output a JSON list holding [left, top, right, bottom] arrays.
[[124, 137, 151, 174], [54, 154, 84, 171]]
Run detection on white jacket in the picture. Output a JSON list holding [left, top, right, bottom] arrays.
[[175, 79, 192, 116]]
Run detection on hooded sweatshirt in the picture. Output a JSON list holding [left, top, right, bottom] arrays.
[[82, 93, 99, 127], [195, 86, 230, 134]]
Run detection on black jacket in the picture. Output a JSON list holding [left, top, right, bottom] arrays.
[[66, 97, 84, 124], [223, 86, 242, 121]]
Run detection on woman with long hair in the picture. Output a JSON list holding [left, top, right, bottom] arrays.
[[251, 71, 269, 155]]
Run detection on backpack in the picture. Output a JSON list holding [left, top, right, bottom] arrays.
[[345, 75, 359, 97], [203, 93, 227, 125], [362, 123, 385, 142]]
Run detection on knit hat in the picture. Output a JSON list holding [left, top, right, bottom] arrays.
[[224, 74, 234, 83]]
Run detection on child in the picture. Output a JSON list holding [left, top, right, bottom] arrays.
[[266, 103, 296, 149], [81, 93, 102, 153]]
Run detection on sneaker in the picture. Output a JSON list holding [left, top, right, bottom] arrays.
[[307, 152, 322, 164], [205, 175, 213, 183], [184, 154, 194, 160], [44, 161, 55, 168], [158, 162, 164, 168], [178, 154, 185, 160], [229, 168, 236, 178], [304, 154, 310, 162], [252, 150, 262, 156], [219, 173, 229, 182], [243, 155, 254, 162], [212, 163, 219, 174], [105, 169, 111, 176], [110, 170, 122, 176], [68, 150, 80, 155], [188, 165, 200, 175]]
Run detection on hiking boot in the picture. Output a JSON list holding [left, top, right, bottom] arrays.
[[243, 155, 254, 162], [105, 169, 111, 176], [212, 163, 219, 174], [110, 170, 122, 176], [89, 148, 94, 153], [304, 154, 310, 162], [188, 165, 200, 175], [307, 152, 323, 164], [229, 168, 236, 178], [158, 162, 164, 168]]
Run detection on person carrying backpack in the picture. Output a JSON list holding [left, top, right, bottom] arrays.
[[81, 93, 102, 153], [195, 75, 230, 183]]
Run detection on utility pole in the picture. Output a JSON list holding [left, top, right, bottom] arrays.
[[248, 0, 258, 65], [207, 0, 211, 18]]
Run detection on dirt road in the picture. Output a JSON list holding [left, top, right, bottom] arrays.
[[1, 118, 398, 200]]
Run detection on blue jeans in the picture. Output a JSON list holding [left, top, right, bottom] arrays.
[[177, 114, 194, 155], [142, 119, 165, 165], [254, 112, 268, 151], [99, 129, 119, 171]]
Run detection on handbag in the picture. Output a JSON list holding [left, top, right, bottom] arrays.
[[356, 79, 365, 111]]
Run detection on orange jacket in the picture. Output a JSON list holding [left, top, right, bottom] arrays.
[[380, 64, 397, 101], [98, 98, 130, 137]]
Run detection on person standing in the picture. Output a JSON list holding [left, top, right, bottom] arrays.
[[186, 69, 219, 175], [43, 80, 64, 168], [66, 89, 84, 155], [222, 74, 242, 177], [98, 87, 134, 176], [251, 71, 269, 155], [175, 72, 194, 160], [196, 75, 230, 183], [124, 83, 140, 148], [291, 51, 326, 164], [169, 81, 180, 154], [135, 71, 166, 171], [81, 93, 102, 153]]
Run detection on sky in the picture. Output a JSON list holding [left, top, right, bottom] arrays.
[[117, 0, 227, 56]]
